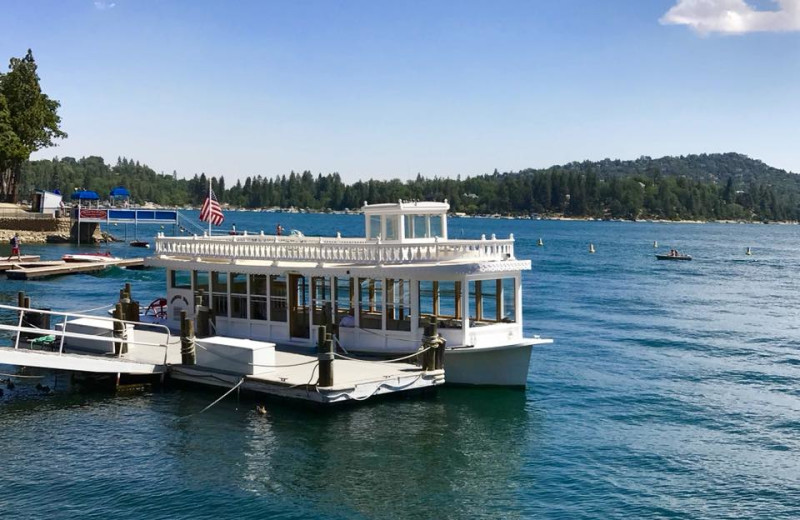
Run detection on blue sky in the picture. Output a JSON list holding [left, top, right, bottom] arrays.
[[2, 0, 798, 182]]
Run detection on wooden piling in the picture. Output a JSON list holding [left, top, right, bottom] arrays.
[[196, 305, 210, 338], [180, 310, 196, 365], [112, 303, 127, 355], [317, 326, 334, 387], [17, 291, 25, 308], [422, 321, 436, 371]]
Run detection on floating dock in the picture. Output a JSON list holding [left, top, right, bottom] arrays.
[[0, 302, 445, 405], [0, 255, 44, 271], [5, 257, 145, 280]]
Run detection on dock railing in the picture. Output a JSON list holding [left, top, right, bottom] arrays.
[[154, 233, 516, 264], [0, 304, 175, 366]]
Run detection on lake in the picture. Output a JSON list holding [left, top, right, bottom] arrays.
[[1, 213, 799, 519]]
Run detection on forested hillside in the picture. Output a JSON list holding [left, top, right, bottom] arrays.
[[19, 153, 800, 221]]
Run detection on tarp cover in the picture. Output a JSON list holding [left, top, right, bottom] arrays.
[[70, 190, 100, 200], [109, 186, 130, 197]]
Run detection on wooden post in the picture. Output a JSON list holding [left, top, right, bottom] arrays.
[[23, 296, 30, 309], [17, 291, 25, 308], [196, 305, 210, 338], [180, 309, 196, 365], [112, 303, 127, 355], [318, 327, 334, 387], [432, 320, 445, 370], [422, 320, 436, 371]]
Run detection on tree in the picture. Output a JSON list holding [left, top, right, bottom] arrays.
[[0, 50, 66, 202]]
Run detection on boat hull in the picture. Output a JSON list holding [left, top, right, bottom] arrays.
[[443, 341, 542, 387]]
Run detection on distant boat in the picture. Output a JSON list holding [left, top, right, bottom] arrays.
[[656, 252, 692, 261], [130, 240, 150, 248]]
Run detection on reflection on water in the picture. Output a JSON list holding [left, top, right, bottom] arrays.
[[166, 388, 534, 519]]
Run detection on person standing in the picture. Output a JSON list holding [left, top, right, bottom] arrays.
[[7, 233, 21, 261]]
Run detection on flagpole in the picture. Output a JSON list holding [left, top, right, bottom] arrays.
[[208, 177, 212, 236]]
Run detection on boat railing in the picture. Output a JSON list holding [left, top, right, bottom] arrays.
[[154, 233, 516, 264], [0, 304, 175, 365]]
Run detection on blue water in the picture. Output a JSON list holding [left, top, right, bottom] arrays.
[[1, 214, 799, 519]]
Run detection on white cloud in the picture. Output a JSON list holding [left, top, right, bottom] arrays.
[[660, 0, 800, 34], [94, 1, 116, 10]]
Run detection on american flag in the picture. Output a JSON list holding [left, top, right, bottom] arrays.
[[199, 188, 224, 226]]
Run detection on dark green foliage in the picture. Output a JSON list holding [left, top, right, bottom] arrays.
[[19, 152, 800, 221]]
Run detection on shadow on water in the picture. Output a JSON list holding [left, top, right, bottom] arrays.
[[161, 386, 537, 519]]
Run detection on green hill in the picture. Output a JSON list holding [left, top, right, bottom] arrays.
[[19, 152, 800, 221]]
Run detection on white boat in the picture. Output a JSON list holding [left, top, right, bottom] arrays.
[[62, 252, 121, 263], [148, 200, 552, 387]]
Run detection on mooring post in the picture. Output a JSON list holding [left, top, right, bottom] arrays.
[[318, 328, 334, 387], [112, 303, 127, 355], [432, 320, 446, 370], [17, 291, 25, 308], [422, 319, 437, 371], [180, 309, 196, 365], [196, 305, 210, 338]]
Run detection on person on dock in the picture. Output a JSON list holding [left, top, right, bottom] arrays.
[[7, 233, 21, 261], [276, 223, 284, 236]]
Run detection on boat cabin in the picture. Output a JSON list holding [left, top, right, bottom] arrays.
[[149, 201, 529, 354]]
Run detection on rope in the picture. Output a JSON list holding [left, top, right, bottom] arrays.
[[334, 346, 432, 364], [198, 377, 245, 414]]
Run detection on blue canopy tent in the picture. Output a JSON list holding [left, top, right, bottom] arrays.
[[70, 190, 100, 201], [109, 186, 130, 198]]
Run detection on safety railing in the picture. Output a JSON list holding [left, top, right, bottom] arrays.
[[0, 304, 175, 366], [154, 233, 516, 265]]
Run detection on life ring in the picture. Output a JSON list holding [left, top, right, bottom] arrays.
[[145, 297, 168, 318]]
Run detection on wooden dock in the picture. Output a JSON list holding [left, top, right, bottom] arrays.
[[0, 255, 43, 271], [5, 257, 146, 280]]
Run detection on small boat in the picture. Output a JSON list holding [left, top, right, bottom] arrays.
[[130, 240, 150, 248], [62, 252, 121, 263], [656, 252, 692, 261]]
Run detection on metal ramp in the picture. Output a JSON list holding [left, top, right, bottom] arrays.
[[0, 348, 164, 374], [0, 304, 177, 375]]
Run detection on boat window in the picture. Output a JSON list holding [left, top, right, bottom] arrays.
[[359, 278, 382, 329], [481, 280, 499, 322], [386, 279, 411, 331], [193, 271, 210, 305], [439, 281, 461, 319], [312, 277, 332, 325], [270, 275, 287, 322], [419, 280, 461, 328], [335, 277, 354, 325], [171, 270, 191, 290], [469, 280, 500, 324], [212, 272, 228, 292], [230, 273, 247, 294], [368, 215, 381, 239], [413, 215, 428, 238], [385, 215, 398, 240], [419, 281, 435, 320], [404, 215, 413, 239], [211, 272, 228, 317], [430, 215, 443, 238], [230, 273, 248, 319], [502, 278, 516, 323], [250, 274, 267, 321]]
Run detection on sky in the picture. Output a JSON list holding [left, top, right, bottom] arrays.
[[1, 0, 798, 183]]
